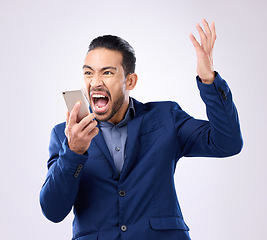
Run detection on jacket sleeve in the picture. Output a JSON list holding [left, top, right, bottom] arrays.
[[39, 125, 88, 223], [173, 72, 243, 158]]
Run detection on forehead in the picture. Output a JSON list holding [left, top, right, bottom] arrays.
[[84, 48, 123, 70]]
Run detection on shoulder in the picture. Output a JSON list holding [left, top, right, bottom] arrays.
[[144, 101, 174, 108], [132, 98, 182, 115]]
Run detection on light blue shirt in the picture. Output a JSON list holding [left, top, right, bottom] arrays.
[[99, 98, 135, 173]]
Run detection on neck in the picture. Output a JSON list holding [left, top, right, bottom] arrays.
[[108, 98, 130, 125]]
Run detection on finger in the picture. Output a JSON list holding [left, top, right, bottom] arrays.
[[196, 22, 207, 47], [66, 111, 70, 126], [78, 113, 97, 131], [189, 33, 202, 52], [69, 101, 81, 125], [84, 120, 98, 134], [88, 127, 99, 140], [201, 18, 212, 49], [210, 22, 217, 49], [77, 120, 98, 140], [65, 111, 70, 137], [79, 113, 95, 127]]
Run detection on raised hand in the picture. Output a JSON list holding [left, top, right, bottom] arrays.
[[189, 18, 217, 84]]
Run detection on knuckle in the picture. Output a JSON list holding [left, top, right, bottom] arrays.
[[92, 120, 98, 127], [90, 127, 99, 137], [94, 128, 99, 136], [91, 129, 99, 139], [90, 114, 96, 121], [66, 125, 72, 133], [72, 128, 79, 138]]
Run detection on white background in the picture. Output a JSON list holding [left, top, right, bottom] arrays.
[[0, 0, 266, 239]]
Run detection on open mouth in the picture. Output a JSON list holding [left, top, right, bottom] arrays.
[[90, 91, 110, 114]]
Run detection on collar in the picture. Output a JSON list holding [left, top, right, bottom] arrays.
[[99, 97, 136, 128]]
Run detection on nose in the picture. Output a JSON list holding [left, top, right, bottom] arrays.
[[90, 75, 103, 88]]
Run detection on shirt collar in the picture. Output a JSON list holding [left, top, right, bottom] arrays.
[[99, 97, 135, 128]]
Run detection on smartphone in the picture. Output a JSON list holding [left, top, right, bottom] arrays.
[[62, 89, 90, 122]]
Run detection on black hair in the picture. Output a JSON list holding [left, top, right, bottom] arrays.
[[88, 35, 136, 76]]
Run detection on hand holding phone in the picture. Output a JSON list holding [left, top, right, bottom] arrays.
[[63, 89, 99, 154], [63, 89, 90, 122]]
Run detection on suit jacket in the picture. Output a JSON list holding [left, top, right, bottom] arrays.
[[40, 73, 243, 240]]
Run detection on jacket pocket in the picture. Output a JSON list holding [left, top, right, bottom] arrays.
[[149, 217, 189, 231]]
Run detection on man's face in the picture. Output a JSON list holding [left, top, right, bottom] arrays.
[[83, 48, 129, 124]]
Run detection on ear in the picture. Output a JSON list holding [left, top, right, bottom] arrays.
[[126, 73, 138, 90]]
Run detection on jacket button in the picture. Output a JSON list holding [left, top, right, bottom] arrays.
[[74, 164, 83, 177], [77, 164, 83, 170], [218, 87, 227, 101], [121, 225, 127, 232], [119, 190, 126, 197]]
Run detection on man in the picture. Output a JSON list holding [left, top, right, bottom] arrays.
[[40, 19, 243, 240]]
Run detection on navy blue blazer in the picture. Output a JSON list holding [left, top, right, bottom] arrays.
[[40, 73, 243, 240]]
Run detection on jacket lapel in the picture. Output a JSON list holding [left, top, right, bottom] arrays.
[[120, 99, 147, 181], [92, 129, 119, 176], [91, 99, 147, 180]]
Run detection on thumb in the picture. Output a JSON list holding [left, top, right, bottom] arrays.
[[66, 111, 70, 125]]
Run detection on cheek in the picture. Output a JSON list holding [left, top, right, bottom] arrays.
[[83, 77, 91, 87], [109, 84, 125, 99], [82, 80, 91, 98]]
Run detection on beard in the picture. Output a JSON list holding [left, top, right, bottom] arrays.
[[93, 88, 126, 123]]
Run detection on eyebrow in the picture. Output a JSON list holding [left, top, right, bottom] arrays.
[[82, 65, 117, 72], [82, 65, 93, 70]]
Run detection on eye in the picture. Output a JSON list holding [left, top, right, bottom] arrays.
[[103, 71, 113, 75], [84, 71, 92, 75], [84, 72, 93, 79]]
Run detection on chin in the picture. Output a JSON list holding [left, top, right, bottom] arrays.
[[94, 111, 112, 122]]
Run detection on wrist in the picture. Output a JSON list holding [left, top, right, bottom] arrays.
[[199, 71, 215, 84]]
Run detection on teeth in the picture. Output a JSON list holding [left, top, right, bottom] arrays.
[[92, 94, 106, 98], [96, 105, 105, 109]]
